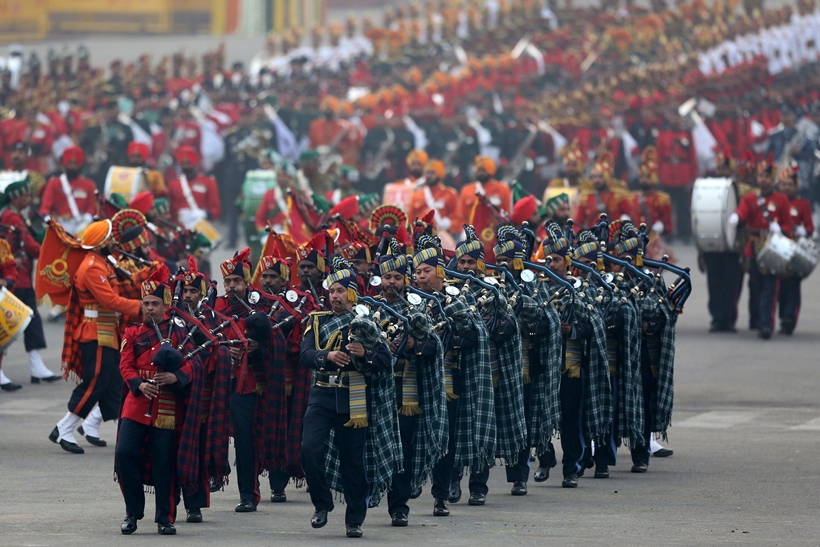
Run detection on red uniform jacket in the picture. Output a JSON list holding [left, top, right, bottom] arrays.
[[38, 175, 97, 218], [576, 189, 630, 229], [172, 120, 201, 154], [214, 294, 273, 395], [0, 207, 41, 289], [787, 195, 814, 237], [119, 320, 194, 427], [656, 129, 699, 188], [736, 190, 793, 257], [168, 174, 222, 222], [255, 188, 288, 230], [624, 191, 673, 235]]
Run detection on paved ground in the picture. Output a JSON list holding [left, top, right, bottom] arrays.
[[1, 240, 819, 546]]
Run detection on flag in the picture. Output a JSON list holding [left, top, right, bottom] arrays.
[[251, 230, 299, 289], [285, 191, 324, 246], [35, 221, 87, 306]]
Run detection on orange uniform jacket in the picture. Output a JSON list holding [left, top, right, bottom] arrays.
[[458, 179, 512, 228], [407, 184, 460, 227]]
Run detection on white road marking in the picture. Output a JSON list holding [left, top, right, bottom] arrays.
[[790, 417, 820, 431], [675, 411, 761, 429]]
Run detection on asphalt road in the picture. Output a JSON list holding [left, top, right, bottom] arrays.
[[1, 240, 819, 546]]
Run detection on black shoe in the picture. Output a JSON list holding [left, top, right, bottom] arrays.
[[510, 481, 527, 496], [533, 467, 550, 482], [209, 477, 220, 492], [433, 498, 450, 517], [467, 492, 486, 506], [121, 516, 138, 535], [758, 329, 772, 340], [270, 490, 286, 503], [235, 500, 257, 512], [367, 498, 379, 508], [186, 509, 202, 523], [77, 425, 107, 447], [631, 463, 648, 473], [0, 382, 22, 392], [59, 439, 84, 454], [448, 483, 461, 503], [31, 375, 60, 384], [594, 465, 610, 479], [391, 512, 408, 526], [157, 523, 176, 535], [780, 321, 795, 336], [346, 524, 363, 538], [709, 324, 736, 333], [749, 322, 760, 330], [409, 484, 422, 499], [653, 448, 674, 458], [562, 473, 579, 488], [311, 509, 328, 529], [48, 426, 59, 444]]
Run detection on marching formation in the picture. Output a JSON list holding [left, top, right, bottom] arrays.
[[18, 144, 694, 537]]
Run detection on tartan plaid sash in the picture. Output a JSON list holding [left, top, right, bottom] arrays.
[[527, 282, 563, 454], [610, 296, 645, 448]]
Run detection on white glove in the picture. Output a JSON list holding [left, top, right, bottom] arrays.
[[728, 212, 739, 226], [795, 225, 808, 238], [651, 220, 665, 236], [769, 221, 782, 234], [438, 216, 452, 232]]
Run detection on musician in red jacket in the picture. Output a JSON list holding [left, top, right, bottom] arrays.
[[115, 269, 200, 535], [576, 153, 630, 229], [168, 146, 221, 229], [656, 118, 698, 241], [625, 147, 673, 236], [730, 159, 793, 339], [39, 147, 97, 234], [777, 169, 814, 335]]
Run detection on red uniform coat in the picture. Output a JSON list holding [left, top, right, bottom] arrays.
[[576, 189, 630, 229], [656, 129, 699, 188], [736, 190, 793, 257], [787, 195, 814, 237], [119, 321, 194, 427], [38, 175, 97, 218], [168, 174, 222, 222], [0, 207, 41, 289], [255, 188, 288, 230], [624, 191, 673, 235]]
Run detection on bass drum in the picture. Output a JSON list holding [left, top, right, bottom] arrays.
[[691, 177, 738, 252], [756, 232, 796, 276], [104, 166, 147, 202], [789, 236, 819, 278], [0, 287, 33, 352]]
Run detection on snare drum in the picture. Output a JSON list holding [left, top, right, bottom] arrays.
[[104, 166, 147, 202], [0, 287, 33, 352], [691, 178, 738, 252], [789, 236, 819, 278], [194, 219, 222, 250], [756, 232, 796, 276]]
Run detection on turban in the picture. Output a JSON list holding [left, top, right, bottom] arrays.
[[176, 145, 200, 166], [378, 238, 409, 285], [329, 195, 359, 220], [141, 264, 172, 305], [425, 159, 445, 180], [220, 247, 253, 283], [412, 234, 445, 278], [62, 146, 85, 167], [572, 229, 603, 271], [258, 252, 290, 282], [542, 220, 570, 266], [544, 193, 570, 217], [296, 233, 328, 273], [340, 240, 371, 263], [493, 224, 525, 270], [178, 255, 207, 294], [610, 220, 642, 266], [127, 141, 151, 160], [406, 149, 429, 166], [80, 219, 112, 250], [455, 224, 485, 273], [0, 170, 30, 206], [474, 155, 497, 176], [326, 256, 358, 303], [510, 195, 537, 225], [154, 197, 170, 215], [129, 191, 155, 216]]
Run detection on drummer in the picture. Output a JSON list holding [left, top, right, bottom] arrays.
[[729, 158, 793, 340], [776, 168, 814, 335], [127, 142, 167, 197], [167, 146, 221, 230]]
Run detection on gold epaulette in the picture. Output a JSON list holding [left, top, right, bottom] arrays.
[[654, 191, 671, 205], [304, 310, 332, 335]]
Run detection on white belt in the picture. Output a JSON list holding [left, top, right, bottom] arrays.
[[83, 310, 98, 318]]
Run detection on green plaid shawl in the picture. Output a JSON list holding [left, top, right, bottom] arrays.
[[579, 287, 613, 446], [383, 299, 449, 490], [490, 325, 527, 464], [527, 281, 563, 454], [609, 296, 644, 448], [442, 294, 496, 472], [321, 316, 403, 502], [637, 281, 676, 439]]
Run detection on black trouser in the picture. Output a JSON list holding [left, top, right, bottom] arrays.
[[631, 348, 657, 466], [559, 373, 586, 477], [116, 418, 178, 524], [592, 376, 618, 468], [703, 252, 743, 329], [230, 391, 260, 505], [14, 288, 46, 351], [778, 276, 801, 329], [387, 414, 417, 516], [268, 392, 295, 492], [300, 403, 368, 525], [506, 382, 532, 484], [747, 264, 762, 329], [749, 261, 779, 332], [68, 342, 121, 420], [431, 397, 459, 500], [182, 425, 210, 510], [665, 185, 692, 240]]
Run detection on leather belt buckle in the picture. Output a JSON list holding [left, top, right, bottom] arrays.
[[327, 374, 339, 385]]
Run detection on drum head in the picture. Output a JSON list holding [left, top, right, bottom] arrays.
[[692, 178, 737, 253]]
